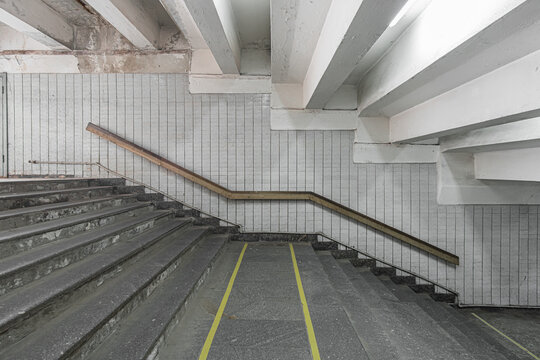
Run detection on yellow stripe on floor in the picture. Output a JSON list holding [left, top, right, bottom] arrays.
[[472, 312, 540, 360], [199, 243, 248, 360], [289, 243, 321, 360]]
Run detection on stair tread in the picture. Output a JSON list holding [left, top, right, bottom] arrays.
[[0, 219, 191, 332], [0, 224, 209, 360], [317, 254, 402, 360], [88, 234, 228, 360], [0, 185, 114, 200], [0, 210, 171, 279], [377, 275, 509, 360], [290, 245, 371, 360], [0, 194, 137, 220], [0, 202, 150, 243], [336, 260, 475, 360]]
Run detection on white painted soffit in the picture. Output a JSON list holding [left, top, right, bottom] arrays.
[[389, 48, 540, 143], [0, 0, 74, 50], [358, 0, 540, 117], [440, 118, 540, 153], [189, 74, 270, 94]]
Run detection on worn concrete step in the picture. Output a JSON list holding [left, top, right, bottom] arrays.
[[0, 225, 210, 360], [0, 186, 117, 211], [291, 245, 371, 360], [0, 210, 172, 295], [336, 260, 475, 360], [0, 194, 138, 230], [0, 178, 124, 195], [317, 253, 402, 360], [311, 241, 338, 251], [0, 219, 192, 348], [377, 275, 510, 360], [87, 234, 229, 360], [0, 202, 152, 258]]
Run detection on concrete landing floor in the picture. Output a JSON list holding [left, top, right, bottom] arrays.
[[159, 241, 366, 360], [159, 241, 540, 360], [459, 307, 540, 360]]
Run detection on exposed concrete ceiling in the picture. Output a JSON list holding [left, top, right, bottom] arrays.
[[230, 0, 270, 49], [271, 0, 332, 83], [41, 0, 176, 28]]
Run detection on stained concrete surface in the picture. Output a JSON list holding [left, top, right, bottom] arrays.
[[460, 307, 540, 360], [159, 241, 368, 359]]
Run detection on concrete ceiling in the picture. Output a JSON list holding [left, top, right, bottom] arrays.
[[271, 0, 332, 83], [230, 0, 270, 49], [41, 0, 176, 28]]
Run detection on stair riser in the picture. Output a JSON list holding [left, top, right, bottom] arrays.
[[63, 231, 208, 360], [0, 188, 117, 211], [0, 205, 154, 259], [0, 215, 172, 296], [0, 180, 94, 194], [146, 242, 227, 360], [0, 223, 189, 349], [0, 197, 138, 230]]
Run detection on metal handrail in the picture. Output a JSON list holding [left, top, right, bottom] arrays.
[[85, 122, 459, 265], [28, 159, 457, 296]]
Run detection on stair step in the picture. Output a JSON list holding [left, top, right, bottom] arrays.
[[0, 202, 152, 258], [0, 219, 191, 347], [87, 234, 228, 360], [311, 241, 338, 251], [336, 261, 474, 359], [371, 266, 396, 276], [377, 276, 512, 360], [317, 253, 402, 360], [0, 210, 172, 295], [291, 246, 370, 359], [0, 186, 117, 211], [330, 249, 357, 259], [0, 178, 124, 194], [0, 194, 138, 230], [0, 224, 210, 360]]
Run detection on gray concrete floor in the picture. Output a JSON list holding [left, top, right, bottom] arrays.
[[460, 307, 540, 360], [159, 242, 312, 360]]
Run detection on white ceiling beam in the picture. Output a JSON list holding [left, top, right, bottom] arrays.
[[271, 0, 332, 84], [303, 0, 406, 109], [0, 0, 74, 50], [85, 0, 160, 50], [358, 0, 540, 117], [438, 152, 540, 204], [159, 0, 207, 49], [475, 148, 540, 182], [183, 0, 241, 74], [390, 49, 540, 143], [441, 118, 540, 153]]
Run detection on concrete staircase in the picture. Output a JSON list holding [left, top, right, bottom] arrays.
[[0, 178, 234, 360], [311, 243, 521, 360]]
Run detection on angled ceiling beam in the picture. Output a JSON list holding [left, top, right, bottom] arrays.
[[159, 0, 207, 49], [0, 0, 74, 50], [183, 0, 241, 74], [85, 0, 160, 49], [303, 0, 405, 109], [358, 0, 540, 117], [390, 49, 540, 143], [475, 148, 540, 182], [441, 118, 540, 153]]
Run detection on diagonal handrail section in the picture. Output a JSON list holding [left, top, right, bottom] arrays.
[[86, 122, 459, 265]]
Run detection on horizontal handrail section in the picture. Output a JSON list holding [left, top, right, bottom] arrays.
[[86, 122, 459, 265]]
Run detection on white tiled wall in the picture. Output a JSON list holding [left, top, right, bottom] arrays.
[[6, 73, 540, 306]]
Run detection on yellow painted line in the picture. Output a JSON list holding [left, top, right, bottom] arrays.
[[472, 312, 539, 360], [289, 243, 321, 360], [199, 243, 248, 360]]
